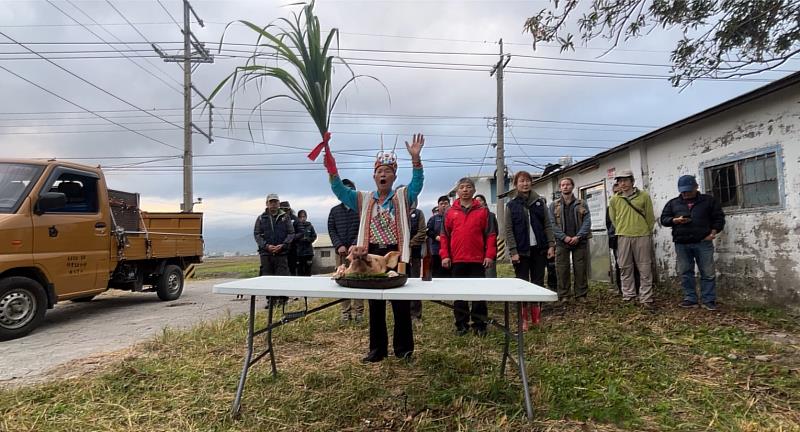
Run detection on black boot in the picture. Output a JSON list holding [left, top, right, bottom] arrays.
[[362, 349, 387, 363]]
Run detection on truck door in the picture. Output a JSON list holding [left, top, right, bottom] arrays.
[[32, 168, 109, 299]]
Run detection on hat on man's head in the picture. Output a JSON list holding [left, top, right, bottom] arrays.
[[677, 175, 698, 193], [279, 201, 291, 208], [266, 193, 280, 202], [374, 151, 398, 172], [614, 169, 635, 180]]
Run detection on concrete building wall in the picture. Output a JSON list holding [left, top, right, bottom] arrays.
[[532, 84, 800, 311], [643, 86, 800, 310]]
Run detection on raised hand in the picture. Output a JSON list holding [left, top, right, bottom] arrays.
[[405, 133, 424, 160]]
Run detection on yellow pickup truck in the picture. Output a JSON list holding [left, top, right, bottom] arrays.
[[0, 159, 203, 340]]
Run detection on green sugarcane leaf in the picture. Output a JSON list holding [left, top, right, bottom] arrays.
[[213, 0, 386, 142]]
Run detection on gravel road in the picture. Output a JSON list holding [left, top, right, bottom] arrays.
[[0, 278, 249, 387]]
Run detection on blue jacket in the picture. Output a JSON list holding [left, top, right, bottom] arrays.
[[426, 213, 445, 256]]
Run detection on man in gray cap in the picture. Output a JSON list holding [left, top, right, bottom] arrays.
[[254, 193, 295, 277], [608, 169, 656, 309], [660, 175, 725, 311]]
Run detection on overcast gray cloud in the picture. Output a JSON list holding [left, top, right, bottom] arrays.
[[2, 0, 796, 252]]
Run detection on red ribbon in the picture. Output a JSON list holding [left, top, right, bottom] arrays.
[[307, 132, 337, 175], [307, 131, 331, 161]]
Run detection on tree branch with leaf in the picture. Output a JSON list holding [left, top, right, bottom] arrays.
[[524, 0, 800, 87]]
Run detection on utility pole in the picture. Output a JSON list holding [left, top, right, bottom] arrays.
[[153, 0, 213, 213], [182, 0, 192, 213], [490, 39, 511, 233]]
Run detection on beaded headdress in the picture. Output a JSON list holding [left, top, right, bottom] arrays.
[[374, 134, 398, 172]]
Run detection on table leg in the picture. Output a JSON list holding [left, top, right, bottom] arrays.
[[500, 301, 510, 378], [267, 297, 277, 377], [231, 295, 257, 418], [516, 302, 534, 420]]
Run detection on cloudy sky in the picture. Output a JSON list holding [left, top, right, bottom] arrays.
[[2, 0, 796, 251]]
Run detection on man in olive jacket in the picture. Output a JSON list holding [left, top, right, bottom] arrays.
[[608, 170, 656, 307], [549, 177, 592, 301], [660, 175, 725, 311]]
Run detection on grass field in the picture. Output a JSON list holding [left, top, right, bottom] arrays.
[[2, 258, 799, 431], [193, 256, 261, 279]]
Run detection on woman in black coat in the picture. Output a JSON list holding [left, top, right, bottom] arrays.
[[294, 210, 318, 276]]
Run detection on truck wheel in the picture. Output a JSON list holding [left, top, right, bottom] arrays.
[[156, 265, 184, 301], [71, 295, 96, 303], [0, 277, 47, 341]]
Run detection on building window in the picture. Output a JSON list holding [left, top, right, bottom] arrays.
[[704, 151, 779, 209], [320, 250, 331, 258]]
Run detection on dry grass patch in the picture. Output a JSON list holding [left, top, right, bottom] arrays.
[[1, 283, 799, 431]]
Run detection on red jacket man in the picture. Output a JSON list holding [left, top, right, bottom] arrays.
[[440, 199, 497, 264], [439, 177, 497, 336]]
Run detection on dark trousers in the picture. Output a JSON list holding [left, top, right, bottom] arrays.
[[367, 244, 413, 357], [512, 249, 548, 286], [546, 256, 557, 291], [452, 262, 488, 330], [260, 254, 289, 305], [431, 254, 451, 278], [259, 254, 289, 276], [408, 256, 422, 319], [296, 256, 313, 276], [287, 250, 298, 276]]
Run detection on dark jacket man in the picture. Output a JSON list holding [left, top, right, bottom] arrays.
[[427, 212, 445, 256], [254, 209, 294, 255], [328, 203, 360, 253], [660, 175, 726, 310], [660, 193, 725, 243]]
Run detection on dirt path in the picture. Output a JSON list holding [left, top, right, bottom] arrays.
[[0, 279, 249, 387]]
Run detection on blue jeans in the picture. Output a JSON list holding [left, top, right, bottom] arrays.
[[675, 241, 716, 304]]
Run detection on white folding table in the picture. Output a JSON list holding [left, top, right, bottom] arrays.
[[213, 276, 557, 420]]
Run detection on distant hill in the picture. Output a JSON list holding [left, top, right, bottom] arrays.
[[203, 228, 255, 255], [204, 226, 331, 255]]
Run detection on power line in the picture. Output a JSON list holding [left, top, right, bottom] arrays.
[[47, 0, 183, 94], [156, 0, 182, 30], [0, 124, 621, 145], [0, 30, 185, 131], [477, 126, 496, 176], [0, 107, 659, 128], [1, 42, 789, 81], [0, 64, 181, 150], [0, 117, 645, 135]]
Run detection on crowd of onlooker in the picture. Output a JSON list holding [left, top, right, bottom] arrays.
[[252, 134, 725, 362], [252, 169, 725, 326]]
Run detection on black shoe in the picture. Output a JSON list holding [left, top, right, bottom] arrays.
[[455, 327, 470, 336], [679, 300, 698, 308], [473, 327, 488, 337], [396, 351, 413, 361], [361, 349, 387, 363]]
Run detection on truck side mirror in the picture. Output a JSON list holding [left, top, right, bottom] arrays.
[[35, 192, 67, 215]]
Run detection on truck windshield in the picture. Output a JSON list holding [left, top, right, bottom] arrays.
[[0, 163, 44, 213]]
